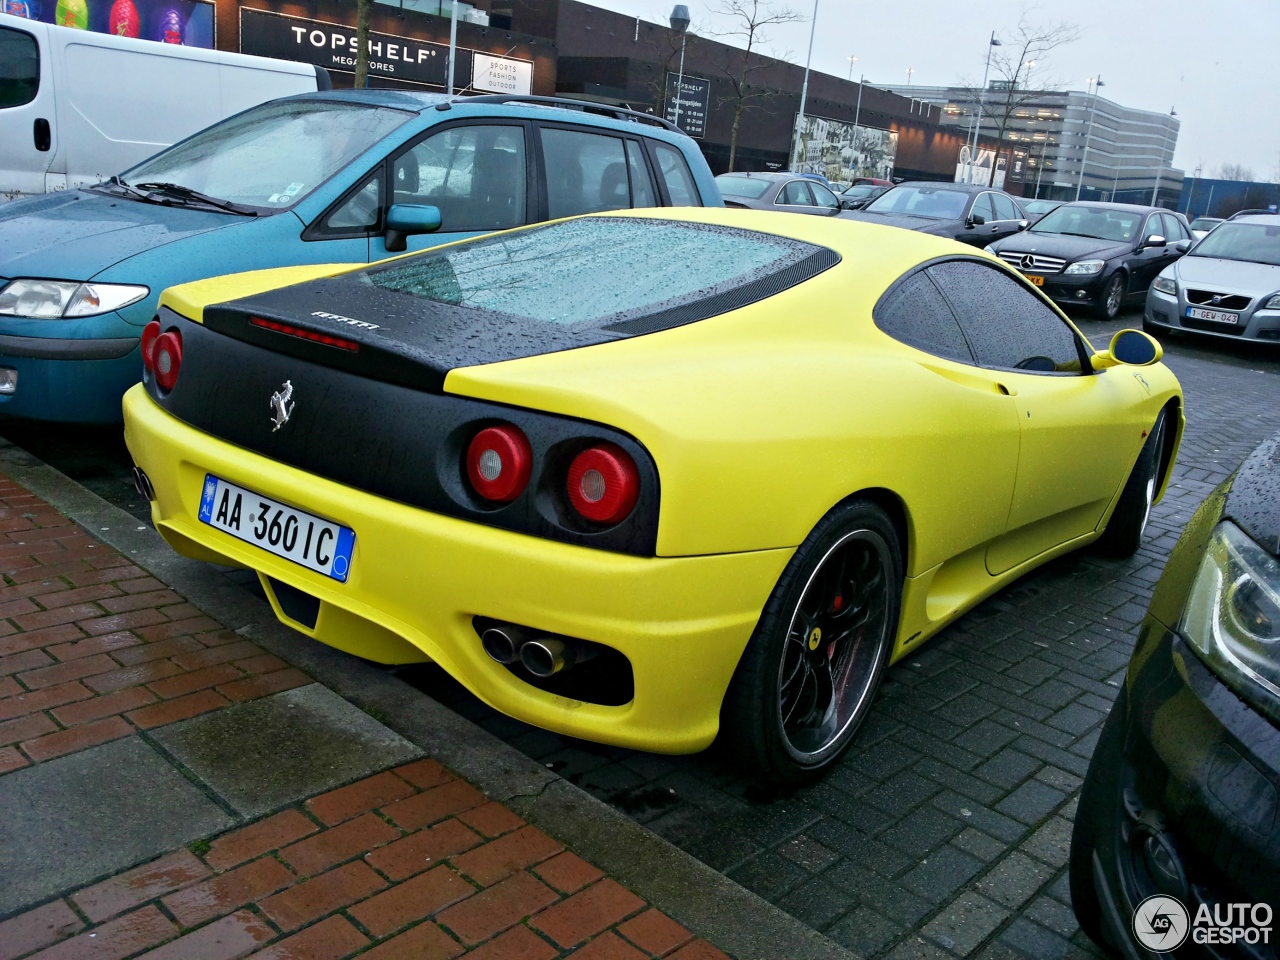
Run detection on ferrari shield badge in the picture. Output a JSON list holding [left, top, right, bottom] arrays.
[[270, 380, 295, 432]]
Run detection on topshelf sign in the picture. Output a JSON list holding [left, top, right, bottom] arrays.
[[239, 8, 532, 93]]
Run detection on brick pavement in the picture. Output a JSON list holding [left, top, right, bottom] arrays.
[[0, 481, 731, 960], [408, 326, 1280, 960]]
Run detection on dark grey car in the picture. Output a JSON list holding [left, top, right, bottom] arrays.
[[715, 172, 842, 217], [839, 181, 1028, 247], [1145, 213, 1280, 343]]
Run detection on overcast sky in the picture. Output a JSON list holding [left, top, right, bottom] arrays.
[[588, 0, 1280, 181]]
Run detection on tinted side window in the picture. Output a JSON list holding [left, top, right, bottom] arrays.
[[396, 124, 526, 232], [929, 260, 1085, 374], [542, 127, 632, 219], [0, 26, 39, 109], [651, 142, 699, 206], [780, 181, 814, 205], [1142, 215, 1165, 241], [625, 140, 657, 208], [874, 271, 975, 364], [1161, 213, 1186, 242], [811, 183, 840, 209], [992, 193, 1021, 221], [970, 194, 996, 221]]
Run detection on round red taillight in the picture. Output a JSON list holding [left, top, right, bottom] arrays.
[[466, 424, 533, 503], [566, 443, 639, 525], [153, 330, 182, 391], [140, 319, 161, 373]]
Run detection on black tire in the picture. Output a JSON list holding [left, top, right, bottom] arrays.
[[719, 500, 903, 785], [1094, 273, 1126, 320], [1069, 689, 1127, 952], [1095, 410, 1167, 557]]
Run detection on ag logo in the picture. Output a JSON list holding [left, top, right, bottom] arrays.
[[1133, 894, 1190, 952]]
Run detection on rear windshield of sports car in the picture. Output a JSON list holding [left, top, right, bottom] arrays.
[[360, 216, 834, 329]]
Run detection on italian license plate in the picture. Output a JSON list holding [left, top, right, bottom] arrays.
[[197, 474, 354, 582], [1025, 274, 1045, 286], [1186, 306, 1239, 324]]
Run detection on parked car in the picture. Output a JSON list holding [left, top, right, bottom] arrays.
[[1188, 216, 1224, 240], [715, 172, 842, 216], [1019, 198, 1064, 225], [988, 202, 1192, 320], [1070, 431, 1280, 957], [0, 12, 328, 199], [124, 207, 1182, 783], [1145, 213, 1280, 343], [0, 91, 720, 422], [837, 181, 892, 211], [795, 172, 834, 188], [839, 181, 1028, 247]]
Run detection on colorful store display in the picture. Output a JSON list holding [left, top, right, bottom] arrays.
[[6, 0, 213, 48]]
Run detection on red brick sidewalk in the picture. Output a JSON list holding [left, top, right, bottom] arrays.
[[0, 477, 732, 960]]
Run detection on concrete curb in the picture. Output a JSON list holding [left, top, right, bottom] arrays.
[[0, 438, 856, 960]]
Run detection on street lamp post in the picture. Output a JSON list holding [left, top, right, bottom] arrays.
[[847, 55, 857, 81], [446, 0, 459, 95], [797, 0, 819, 128], [852, 74, 864, 176], [669, 5, 690, 130], [1151, 107, 1176, 206], [1075, 75, 1103, 201], [905, 67, 914, 86], [967, 32, 1001, 185]]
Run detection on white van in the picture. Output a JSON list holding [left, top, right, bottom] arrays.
[[0, 13, 329, 199]]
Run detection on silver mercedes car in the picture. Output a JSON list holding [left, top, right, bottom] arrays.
[[1145, 213, 1280, 344]]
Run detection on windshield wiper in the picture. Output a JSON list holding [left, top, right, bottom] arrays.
[[133, 182, 260, 217], [100, 175, 165, 204]]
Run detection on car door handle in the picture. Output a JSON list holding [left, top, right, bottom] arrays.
[[33, 118, 51, 152]]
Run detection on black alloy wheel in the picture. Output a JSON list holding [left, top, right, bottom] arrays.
[[1095, 273, 1126, 320], [721, 500, 902, 784]]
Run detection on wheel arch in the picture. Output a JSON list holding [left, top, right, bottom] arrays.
[[1155, 396, 1181, 497], [834, 486, 911, 575]]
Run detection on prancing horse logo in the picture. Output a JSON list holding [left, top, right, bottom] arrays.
[[270, 380, 295, 432]]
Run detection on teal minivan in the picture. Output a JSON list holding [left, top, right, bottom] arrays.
[[0, 89, 721, 422]]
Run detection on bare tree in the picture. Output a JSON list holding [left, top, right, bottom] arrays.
[[956, 14, 1079, 184], [1216, 162, 1255, 182], [354, 0, 371, 89], [707, 0, 802, 172]]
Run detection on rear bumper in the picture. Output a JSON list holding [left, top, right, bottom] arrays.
[[1082, 617, 1280, 957], [123, 385, 791, 754]]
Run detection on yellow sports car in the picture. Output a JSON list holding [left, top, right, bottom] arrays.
[[123, 208, 1183, 783]]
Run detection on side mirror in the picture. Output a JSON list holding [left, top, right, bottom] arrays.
[[384, 203, 442, 253], [1091, 329, 1163, 370], [1143, 234, 1167, 249], [1017, 219, 1029, 231], [968, 213, 986, 227], [1173, 239, 1190, 253], [839, 198, 857, 210]]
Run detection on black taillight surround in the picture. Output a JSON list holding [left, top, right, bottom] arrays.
[[147, 309, 662, 556]]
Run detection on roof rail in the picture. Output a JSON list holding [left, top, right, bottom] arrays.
[[465, 94, 682, 132], [1227, 208, 1277, 220]]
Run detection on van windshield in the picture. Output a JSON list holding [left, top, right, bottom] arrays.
[[116, 100, 412, 212]]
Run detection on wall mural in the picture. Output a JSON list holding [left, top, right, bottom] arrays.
[[789, 114, 898, 183]]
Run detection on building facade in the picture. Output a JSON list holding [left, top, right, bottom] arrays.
[[885, 83, 1183, 207]]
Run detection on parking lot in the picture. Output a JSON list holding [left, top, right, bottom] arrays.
[[4, 310, 1278, 959]]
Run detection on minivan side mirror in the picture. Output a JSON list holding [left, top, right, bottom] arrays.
[[384, 203, 442, 253], [1091, 329, 1163, 370], [1142, 234, 1167, 249]]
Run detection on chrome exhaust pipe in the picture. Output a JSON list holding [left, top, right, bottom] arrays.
[[132, 466, 156, 502], [520, 637, 600, 678], [480, 624, 525, 665]]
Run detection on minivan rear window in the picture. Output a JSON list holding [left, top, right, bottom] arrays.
[[0, 27, 39, 109], [362, 216, 837, 330]]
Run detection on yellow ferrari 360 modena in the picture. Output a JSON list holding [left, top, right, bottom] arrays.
[[123, 207, 1183, 783]]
